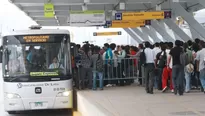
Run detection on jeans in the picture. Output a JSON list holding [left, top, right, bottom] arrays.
[[144, 63, 155, 92], [172, 65, 184, 94], [154, 68, 163, 89], [80, 67, 92, 89], [93, 71, 103, 90], [199, 68, 205, 90], [184, 69, 192, 92]]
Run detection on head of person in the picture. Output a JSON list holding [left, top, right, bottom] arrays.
[[138, 44, 144, 49], [82, 44, 90, 54], [183, 42, 188, 52], [161, 44, 166, 51], [53, 57, 58, 63], [168, 42, 173, 49], [104, 43, 109, 50], [195, 38, 200, 44], [145, 41, 151, 48], [93, 46, 100, 54], [160, 42, 164, 47], [175, 40, 181, 47], [192, 43, 200, 52], [199, 40, 205, 49], [76, 44, 81, 50], [29, 46, 34, 52], [117, 45, 121, 51], [110, 43, 116, 50], [155, 42, 160, 48], [187, 40, 193, 47]]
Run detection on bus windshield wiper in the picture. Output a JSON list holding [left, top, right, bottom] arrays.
[[8, 75, 30, 82]]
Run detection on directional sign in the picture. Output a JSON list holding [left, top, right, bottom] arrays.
[[44, 3, 54, 18], [115, 11, 171, 20], [93, 32, 122, 36], [69, 10, 106, 26], [106, 20, 151, 28], [106, 20, 145, 28]]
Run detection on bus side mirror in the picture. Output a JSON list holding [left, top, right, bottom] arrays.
[[0, 46, 2, 63]]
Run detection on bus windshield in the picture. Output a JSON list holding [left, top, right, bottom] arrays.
[[2, 34, 71, 82]]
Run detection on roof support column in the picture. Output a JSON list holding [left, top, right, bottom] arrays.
[[123, 28, 142, 43], [140, 26, 161, 42], [163, 19, 191, 41], [131, 28, 152, 43], [82, 0, 89, 11], [171, 1, 205, 40], [151, 20, 175, 42], [198, 0, 205, 7], [189, 11, 202, 39], [154, 4, 175, 42]]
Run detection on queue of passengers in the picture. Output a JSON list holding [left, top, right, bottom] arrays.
[[75, 38, 205, 96]]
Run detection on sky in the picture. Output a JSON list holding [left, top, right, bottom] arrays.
[[0, 0, 205, 45]]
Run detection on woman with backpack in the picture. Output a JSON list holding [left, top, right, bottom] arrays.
[[91, 46, 104, 90]]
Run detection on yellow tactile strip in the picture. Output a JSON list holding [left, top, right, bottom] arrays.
[[73, 111, 82, 116]]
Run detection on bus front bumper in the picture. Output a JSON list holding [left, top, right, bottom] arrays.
[[4, 92, 73, 111]]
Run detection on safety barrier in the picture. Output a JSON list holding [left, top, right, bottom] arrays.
[[73, 57, 145, 89]]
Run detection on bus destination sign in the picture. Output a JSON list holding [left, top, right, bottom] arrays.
[[23, 35, 49, 42]]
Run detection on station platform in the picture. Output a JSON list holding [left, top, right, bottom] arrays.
[[77, 85, 205, 116]]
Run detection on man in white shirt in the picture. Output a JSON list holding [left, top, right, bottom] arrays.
[[144, 41, 156, 94], [196, 41, 205, 94], [153, 42, 161, 58]]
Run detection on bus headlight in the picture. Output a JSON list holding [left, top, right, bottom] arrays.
[[57, 91, 70, 97], [5, 93, 21, 99]]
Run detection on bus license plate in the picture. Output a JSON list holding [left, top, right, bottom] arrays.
[[35, 102, 43, 107]]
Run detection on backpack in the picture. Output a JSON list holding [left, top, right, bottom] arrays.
[[157, 51, 167, 68], [96, 54, 104, 72], [180, 51, 188, 67], [140, 49, 146, 65]]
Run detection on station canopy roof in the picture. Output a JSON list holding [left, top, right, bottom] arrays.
[[10, 0, 204, 26]]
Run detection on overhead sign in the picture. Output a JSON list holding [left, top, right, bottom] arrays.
[[44, 3, 54, 18], [106, 20, 151, 28], [69, 10, 106, 26], [115, 11, 171, 20], [23, 35, 49, 42], [93, 32, 122, 36]]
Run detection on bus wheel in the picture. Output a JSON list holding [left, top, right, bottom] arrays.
[[8, 111, 16, 114]]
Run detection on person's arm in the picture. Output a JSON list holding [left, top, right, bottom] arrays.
[[167, 50, 172, 68], [118, 50, 126, 58], [153, 50, 157, 68], [196, 52, 200, 72]]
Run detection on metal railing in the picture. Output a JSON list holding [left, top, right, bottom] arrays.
[[73, 57, 145, 89]]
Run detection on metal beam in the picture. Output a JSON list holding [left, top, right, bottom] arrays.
[[151, 20, 175, 42], [123, 28, 142, 43], [140, 26, 161, 42], [198, 0, 205, 7], [131, 28, 152, 43], [12, 0, 158, 4], [28, 11, 68, 17], [163, 19, 192, 41], [172, 2, 205, 40], [158, 19, 184, 41], [189, 26, 202, 39]]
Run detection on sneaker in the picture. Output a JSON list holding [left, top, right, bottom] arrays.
[[171, 89, 174, 93], [106, 84, 112, 87], [162, 86, 168, 93]]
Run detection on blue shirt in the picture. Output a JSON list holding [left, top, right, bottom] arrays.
[[105, 48, 113, 64]]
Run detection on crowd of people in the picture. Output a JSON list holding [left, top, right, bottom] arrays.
[[74, 38, 205, 96]]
